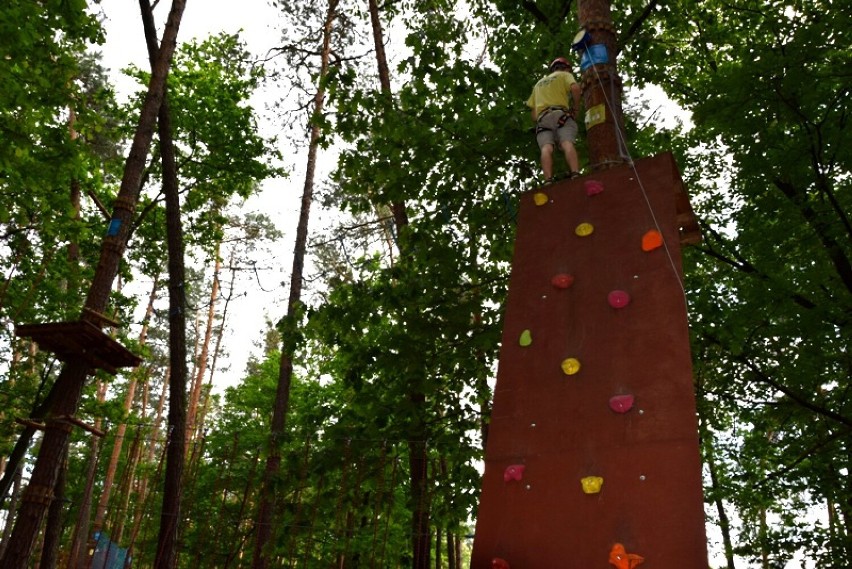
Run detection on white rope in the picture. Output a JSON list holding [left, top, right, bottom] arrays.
[[586, 58, 690, 304]]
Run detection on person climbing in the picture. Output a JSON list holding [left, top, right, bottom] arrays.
[[527, 56, 583, 182]]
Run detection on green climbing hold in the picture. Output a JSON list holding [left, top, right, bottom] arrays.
[[519, 329, 532, 346]]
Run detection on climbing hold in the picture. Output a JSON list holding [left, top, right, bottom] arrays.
[[584, 180, 604, 196], [641, 229, 663, 251], [609, 394, 635, 414], [581, 476, 604, 494], [533, 192, 549, 206], [551, 273, 575, 289], [561, 358, 581, 376], [607, 290, 630, 308], [575, 222, 594, 237], [503, 465, 525, 482], [519, 329, 532, 346], [608, 543, 644, 569], [492, 558, 510, 569]]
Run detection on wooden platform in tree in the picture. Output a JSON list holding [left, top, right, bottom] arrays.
[[16, 320, 141, 375]]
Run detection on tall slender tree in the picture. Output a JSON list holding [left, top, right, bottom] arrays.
[[252, 1, 339, 564]]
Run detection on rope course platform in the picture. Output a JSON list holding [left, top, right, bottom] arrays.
[[16, 318, 141, 375]]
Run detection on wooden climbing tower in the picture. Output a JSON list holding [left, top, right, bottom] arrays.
[[470, 152, 707, 567]]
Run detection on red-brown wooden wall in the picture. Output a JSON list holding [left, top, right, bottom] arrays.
[[471, 153, 707, 568]]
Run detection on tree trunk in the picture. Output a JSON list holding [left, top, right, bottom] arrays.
[[66, 380, 108, 569], [367, 3, 428, 567], [0, 2, 186, 566], [39, 445, 68, 569], [251, 3, 338, 567], [127, 367, 170, 562], [192, 250, 235, 444], [0, 370, 63, 507], [0, 464, 23, 558], [186, 248, 220, 447], [408, 433, 430, 569], [92, 278, 158, 538], [111, 423, 144, 545], [138, 3, 189, 567], [706, 439, 736, 569]]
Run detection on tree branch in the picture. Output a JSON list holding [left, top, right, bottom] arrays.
[[621, 0, 659, 47]]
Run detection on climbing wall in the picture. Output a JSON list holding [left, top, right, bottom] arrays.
[[471, 152, 707, 568]]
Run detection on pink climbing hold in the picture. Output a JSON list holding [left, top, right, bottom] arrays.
[[608, 290, 631, 308], [551, 273, 575, 289], [492, 558, 511, 569], [609, 394, 635, 414], [504, 464, 525, 482], [585, 180, 604, 196]]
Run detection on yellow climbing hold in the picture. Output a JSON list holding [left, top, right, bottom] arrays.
[[533, 192, 549, 206], [519, 329, 532, 347], [561, 357, 581, 375], [581, 476, 604, 494], [575, 222, 594, 237]]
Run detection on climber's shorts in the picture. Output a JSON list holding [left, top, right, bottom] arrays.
[[535, 109, 578, 149]]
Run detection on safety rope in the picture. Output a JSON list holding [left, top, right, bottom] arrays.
[[586, 60, 689, 304]]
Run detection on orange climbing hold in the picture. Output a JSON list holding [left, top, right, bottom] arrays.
[[551, 273, 575, 289], [609, 543, 644, 569], [641, 229, 663, 251]]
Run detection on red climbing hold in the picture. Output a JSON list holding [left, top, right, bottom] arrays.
[[609, 394, 635, 414], [609, 543, 645, 569], [607, 290, 630, 308], [642, 229, 663, 251], [551, 273, 575, 289], [492, 558, 510, 569], [585, 180, 604, 196], [503, 464, 525, 482]]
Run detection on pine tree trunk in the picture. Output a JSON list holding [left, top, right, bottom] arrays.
[[186, 248, 220, 447], [192, 251, 234, 444], [251, 3, 337, 567], [39, 445, 68, 569], [367, 3, 429, 567], [138, 3, 189, 566], [91, 279, 157, 538], [0, 464, 23, 558], [111, 424, 144, 545], [127, 367, 170, 560], [66, 380, 108, 569]]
